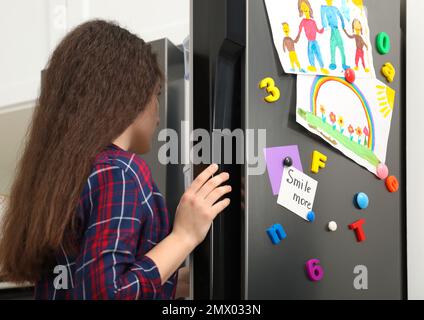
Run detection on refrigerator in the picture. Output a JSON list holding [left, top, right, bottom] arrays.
[[191, 0, 406, 299], [144, 38, 186, 227]]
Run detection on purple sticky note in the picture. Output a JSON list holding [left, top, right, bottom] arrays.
[[264, 145, 303, 195]]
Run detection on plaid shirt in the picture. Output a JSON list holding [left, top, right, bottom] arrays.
[[34, 143, 178, 299]]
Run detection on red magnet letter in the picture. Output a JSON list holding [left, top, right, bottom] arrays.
[[349, 219, 366, 242]]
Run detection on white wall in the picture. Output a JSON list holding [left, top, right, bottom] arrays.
[[407, 0, 424, 301], [0, 1, 50, 108], [70, 0, 189, 44], [0, 0, 189, 111]]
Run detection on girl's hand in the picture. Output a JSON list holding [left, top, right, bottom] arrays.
[[145, 164, 231, 285], [172, 164, 231, 249]]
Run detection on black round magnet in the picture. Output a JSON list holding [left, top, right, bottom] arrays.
[[283, 156, 293, 167]]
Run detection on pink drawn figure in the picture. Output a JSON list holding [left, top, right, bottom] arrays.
[[294, 0, 329, 75], [343, 19, 370, 72]]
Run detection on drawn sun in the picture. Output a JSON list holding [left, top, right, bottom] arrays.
[[377, 84, 395, 119]]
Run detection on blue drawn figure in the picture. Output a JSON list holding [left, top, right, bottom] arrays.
[[341, 0, 351, 22], [321, 0, 350, 71]]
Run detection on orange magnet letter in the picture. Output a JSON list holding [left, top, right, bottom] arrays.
[[311, 150, 327, 174]]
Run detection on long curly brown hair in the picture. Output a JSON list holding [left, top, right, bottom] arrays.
[[0, 20, 163, 282]]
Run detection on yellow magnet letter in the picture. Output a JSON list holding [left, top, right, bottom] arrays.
[[311, 150, 327, 174]]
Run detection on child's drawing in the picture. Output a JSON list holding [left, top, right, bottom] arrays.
[[264, 0, 375, 78], [296, 75, 396, 175]]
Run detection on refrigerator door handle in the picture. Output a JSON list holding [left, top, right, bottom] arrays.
[[209, 38, 244, 299], [212, 39, 244, 132]]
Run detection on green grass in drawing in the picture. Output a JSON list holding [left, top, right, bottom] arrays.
[[297, 109, 380, 167]]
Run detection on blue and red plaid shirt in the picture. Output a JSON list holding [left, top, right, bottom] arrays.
[[34, 143, 178, 299]]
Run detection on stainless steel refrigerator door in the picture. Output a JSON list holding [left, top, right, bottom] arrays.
[[243, 0, 406, 299], [144, 38, 185, 224]]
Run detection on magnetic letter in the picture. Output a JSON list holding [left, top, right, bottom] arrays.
[[266, 224, 287, 245], [349, 219, 366, 242], [311, 151, 327, 174]]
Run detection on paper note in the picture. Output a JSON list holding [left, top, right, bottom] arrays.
[[277, 166, 318, 221], [296, 75, 395, 175], [264, 145, 303, 195], [264, 0, 375, 78]]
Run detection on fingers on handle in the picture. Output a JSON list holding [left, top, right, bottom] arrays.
[[197, 172, 230, 198], [211, 198, 231, 218], [189, 164, 219, 193], [205, 185, 232, 206]]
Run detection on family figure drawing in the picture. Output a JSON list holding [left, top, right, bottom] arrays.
[[282, 0, 370, 74]]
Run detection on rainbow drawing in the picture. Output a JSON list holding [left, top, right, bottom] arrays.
[[309, 76, 375, 151]]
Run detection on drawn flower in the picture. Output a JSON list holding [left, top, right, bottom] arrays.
[[330, 112, 337, 130], [330, 112, 336, 124], [363, 126, 369, 137], [320, 105, 327, 123], [348, 124, 354, 141], [363, 126, 369, 147], [356, 126, 362, 144], [338, 116, 345, 134]]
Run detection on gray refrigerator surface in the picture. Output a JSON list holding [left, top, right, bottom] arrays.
[[144, 38, 186, 225], [243, 0, 406, 299]]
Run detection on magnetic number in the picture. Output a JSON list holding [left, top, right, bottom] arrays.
[[305, 259, 324, 281], [376, 32, 391, 55], [259, 77, 280, 103]]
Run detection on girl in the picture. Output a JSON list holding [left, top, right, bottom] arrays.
[[344, 18, 370, 72], [0, 20, 231, 300], [294, 0, 329, 75]]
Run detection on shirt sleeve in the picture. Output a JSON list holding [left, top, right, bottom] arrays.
[[73, 165, 163, 300], [294, 20, 304, 43], [337, 8, 345, 29], [321, 6, 328, 29], [315, 20, 324, 34]]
